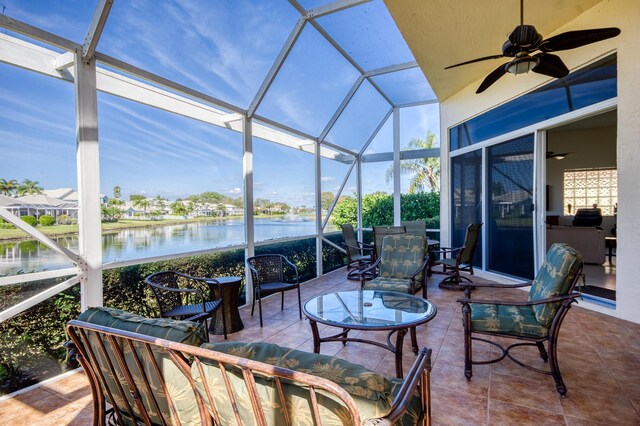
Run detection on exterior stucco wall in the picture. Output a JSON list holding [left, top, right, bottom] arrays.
[[439, 0, 640, 323]]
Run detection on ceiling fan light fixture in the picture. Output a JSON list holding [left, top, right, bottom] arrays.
[[552, 154, 565, 160], [507, 56, 539, 75]]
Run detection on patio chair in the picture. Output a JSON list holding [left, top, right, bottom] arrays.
[[246, 254, 302, 327], [361, 234, 429, 299], [372, 225, 406, 261], [401, 219, 426, 237], [428, 223, 482, 290], [458, 243, 583, 396], [340, 223, 374, 280], [144, 270, 227, 340]]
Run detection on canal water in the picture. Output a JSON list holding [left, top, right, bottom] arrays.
[[0, 217, 336, 276]]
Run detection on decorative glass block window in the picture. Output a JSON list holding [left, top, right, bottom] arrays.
[[563, 168, 617, 215]]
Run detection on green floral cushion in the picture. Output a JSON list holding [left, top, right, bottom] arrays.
[[528, 243, 583, 326], [379, 235, 426, 280], [76, 307, 206, 426], [363, 277, 420, 294], [193, 342, 423, 425], [470, 303, 548, 338]]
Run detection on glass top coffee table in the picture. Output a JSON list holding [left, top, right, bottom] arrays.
[[303, 290, 437, 378]]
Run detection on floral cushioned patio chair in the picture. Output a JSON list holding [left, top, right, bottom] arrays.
[[457, 243, 583, 396], [67, 307, 433, 425], [361, 234, 429, 299]]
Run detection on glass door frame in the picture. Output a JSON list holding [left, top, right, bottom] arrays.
[[448, 98, 617, 278]]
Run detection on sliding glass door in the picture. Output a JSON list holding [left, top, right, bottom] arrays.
[[451, 150, 482, 268], [487, 134, 535, 279]]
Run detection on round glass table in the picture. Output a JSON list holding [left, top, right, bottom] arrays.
[[303, 290, 437, 378]]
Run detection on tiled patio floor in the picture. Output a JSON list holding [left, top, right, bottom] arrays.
[[2, 268, 639, 425]]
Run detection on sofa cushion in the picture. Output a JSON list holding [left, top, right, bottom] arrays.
[[76, 307, 205, 426], [193, 342, 422, 425], [77, 306, 207, 345], [529, 243, 583, 327]]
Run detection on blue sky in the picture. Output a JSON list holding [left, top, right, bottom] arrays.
[[0, 0, 439, 207]]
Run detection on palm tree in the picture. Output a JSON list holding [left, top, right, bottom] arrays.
[[0, 179, 18, 196], [16, 179, 44, 196], [133, 198, 151, 217], [154, 196, 166, 210], [385, 131, 440, 193]]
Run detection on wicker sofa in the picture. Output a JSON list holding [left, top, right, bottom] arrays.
[[67, 307, 432, 425]]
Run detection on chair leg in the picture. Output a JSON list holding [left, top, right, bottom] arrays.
[[281, 291, 285, 311], [297, 286, 302, 320], [258, 294, 264, 328], [536, 342, 548, 362], [202, 318, 210, 343], [251, 290, 256, 317], [548, 336, 567, 396], [462, 304, 473, 381]]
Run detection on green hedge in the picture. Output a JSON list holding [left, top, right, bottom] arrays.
[[332, 192, 440, 228]]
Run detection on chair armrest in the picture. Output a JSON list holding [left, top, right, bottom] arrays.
[[283, 257, 299, 283], [368, 347, 432, 425], [147, 282, 209, 312], [410, 257, 431, 280], [359, 257, 380, 274], [431, 246, 461, 253], [457, 292, 580, 306], [359, 258, 381, 286], [343, 242, 374, 254], [461, 281, 532, 290], [357, 243, 374, 253]]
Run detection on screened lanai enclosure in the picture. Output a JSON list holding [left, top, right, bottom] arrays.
[[0, 0, 440, 392]]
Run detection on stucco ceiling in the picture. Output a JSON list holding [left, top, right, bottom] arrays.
[[384, 0, 604, 101]]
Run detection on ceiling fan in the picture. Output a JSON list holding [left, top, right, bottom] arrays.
[[445, 0, 621, 93], [546, 151, 576, 160]]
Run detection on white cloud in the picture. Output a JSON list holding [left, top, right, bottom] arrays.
[[321, 176, 335, 182], [229, 188, 241, 194]]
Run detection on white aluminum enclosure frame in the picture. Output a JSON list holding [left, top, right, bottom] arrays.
[[0, 1, 440, 322]]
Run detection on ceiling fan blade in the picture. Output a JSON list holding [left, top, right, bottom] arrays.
[[532, 53, 569, 78], [547, 151, 576, 160], [445, 54, 505, 69], [539, 28, 621, 52], [476, 63, 508, 93]]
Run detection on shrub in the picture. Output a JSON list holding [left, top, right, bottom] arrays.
[[20, 216, 37, 227], [332, 192, 440, 228], [56, 215, 71, 225], [39, 215, 55, 226], [0, 219, 14, 229]]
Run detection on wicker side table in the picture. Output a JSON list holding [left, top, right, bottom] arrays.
[[206, 276, 244, 335]]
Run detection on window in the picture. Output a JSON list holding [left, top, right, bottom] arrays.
[[563, 168, 617, 215], [450, 54, 617, 151]]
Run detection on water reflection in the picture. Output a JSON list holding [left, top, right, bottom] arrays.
[[0, 217, 334, 275]]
